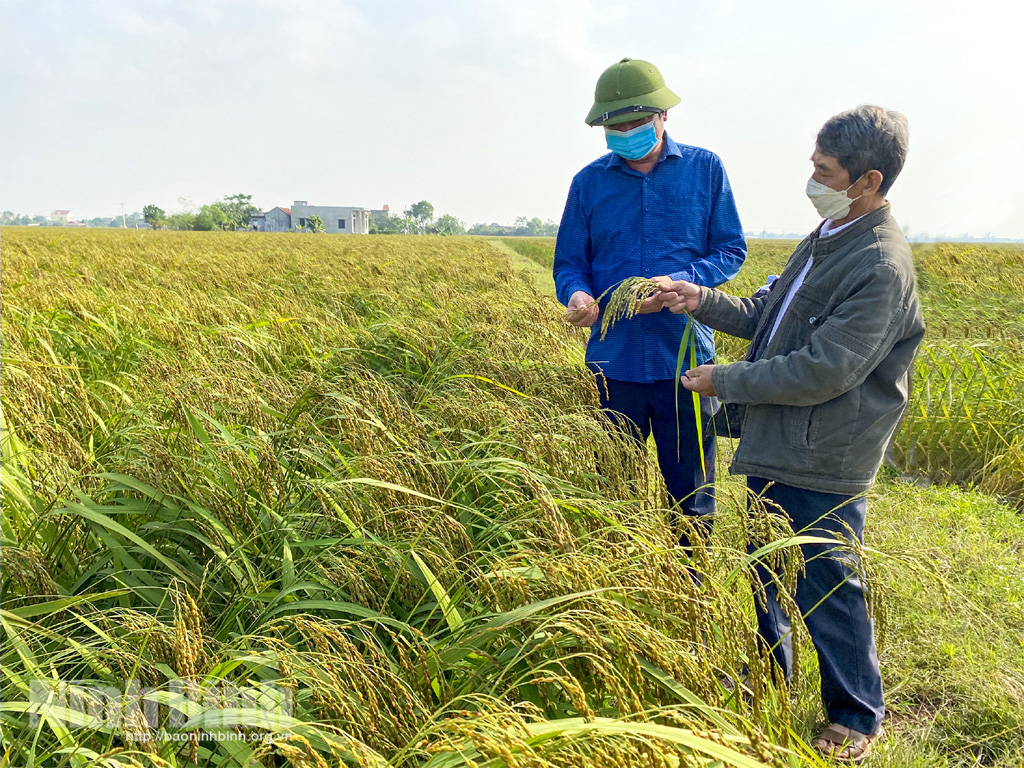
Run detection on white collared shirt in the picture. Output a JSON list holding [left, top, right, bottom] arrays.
[[819, 212, 865, 238], [765, 214, 866, 345]]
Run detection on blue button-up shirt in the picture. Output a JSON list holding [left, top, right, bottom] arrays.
[[553, 133, 746, 382]]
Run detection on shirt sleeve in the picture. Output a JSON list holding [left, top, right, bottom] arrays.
[[669, 155, 747, 287], [552, 180, 594, 307]]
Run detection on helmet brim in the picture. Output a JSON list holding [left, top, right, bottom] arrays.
[[586, 86, 680, 126]]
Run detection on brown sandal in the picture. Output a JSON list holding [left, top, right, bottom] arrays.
[[812, 723, 883, 763]]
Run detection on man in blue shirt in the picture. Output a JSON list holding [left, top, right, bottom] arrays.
[[553, 58, 746, 544]]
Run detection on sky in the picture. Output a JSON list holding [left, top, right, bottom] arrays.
[[2, 0, 1022, 239]]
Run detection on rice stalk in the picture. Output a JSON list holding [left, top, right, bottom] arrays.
[[597, 277, 708, 479]]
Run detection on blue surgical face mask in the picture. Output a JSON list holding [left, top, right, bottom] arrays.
[[604, 119, 659, 160]]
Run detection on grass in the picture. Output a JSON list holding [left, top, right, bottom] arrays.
[[1, 228, 1022, 767], [485, 237, 556, 297], [498, 237, 557, 269], [865, 478, 1024, 764]]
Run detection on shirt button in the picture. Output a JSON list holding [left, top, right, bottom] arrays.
[[809, 316, 817, 325]]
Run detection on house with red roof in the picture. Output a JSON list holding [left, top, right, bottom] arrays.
[[250, 201, 370, 234]]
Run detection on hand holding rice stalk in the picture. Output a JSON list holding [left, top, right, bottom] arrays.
[[564, 276, 659, 327], [597, 277, 709, 480], [597, 276, 663, 340]]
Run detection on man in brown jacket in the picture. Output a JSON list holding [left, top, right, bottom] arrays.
[[657, 105, 924, 762]]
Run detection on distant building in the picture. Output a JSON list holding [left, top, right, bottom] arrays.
[[369, 204, 391, 221], [251, 201, 370, 234], [252, 207, 292, 232], [51, 209, 73, 224]]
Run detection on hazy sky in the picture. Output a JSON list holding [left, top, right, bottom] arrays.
[[2, 0, 1022, 238]]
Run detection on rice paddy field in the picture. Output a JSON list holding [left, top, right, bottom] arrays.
[[1, 228, 1022, 767]]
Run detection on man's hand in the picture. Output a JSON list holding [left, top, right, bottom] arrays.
[[633, 275, 680, 314], [636, 290, 674, 314], [652, 276, 702, 314], [565, 290, 599, 327], [681, 364, 717, 397]]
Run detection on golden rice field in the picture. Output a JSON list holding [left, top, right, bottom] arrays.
[[1, 228, 1022, 768]]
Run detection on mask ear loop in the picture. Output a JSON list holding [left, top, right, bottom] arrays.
[[844, 172, 869, 199]]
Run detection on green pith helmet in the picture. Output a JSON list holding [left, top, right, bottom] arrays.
[[586, 58, 680, 126]]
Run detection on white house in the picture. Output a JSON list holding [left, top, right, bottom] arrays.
[[251, 201, 370, 234], [51, 210, 73, 224]]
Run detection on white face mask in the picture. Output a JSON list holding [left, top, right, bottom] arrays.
[[805, 176, 863, 220]]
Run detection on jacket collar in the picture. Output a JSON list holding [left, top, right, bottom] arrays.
[[811, 202, 891, 256]]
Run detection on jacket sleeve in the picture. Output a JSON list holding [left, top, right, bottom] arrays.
[[692, 286, 768, 340], [552, 182, 594, 307], [669, 155, 747, 288], [711, 261, 909, 406]]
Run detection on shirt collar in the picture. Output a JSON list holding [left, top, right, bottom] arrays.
[[820, 212, 867, 237], [661, 132, 683, 159]]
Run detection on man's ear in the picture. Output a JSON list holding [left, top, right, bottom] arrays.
[[661, 110, 669, 123], [861, 169, 884, 196]]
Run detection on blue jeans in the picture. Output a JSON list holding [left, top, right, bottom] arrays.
[[747, 476, 885, 736], [595, 373, 716, 546]]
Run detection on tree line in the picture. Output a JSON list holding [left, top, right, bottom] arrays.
[[142, 194, 258, 231], [1, 210, 146, 228], [3, 196, 559, 237], [467, 217, 559, 237], [370, 201, 465, 235], [371, 201, 558, 237]]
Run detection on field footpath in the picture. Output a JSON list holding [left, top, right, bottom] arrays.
[[484, 236, 557, 296]]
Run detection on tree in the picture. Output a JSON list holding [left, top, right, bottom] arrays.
[[193, 211, 216, 231], [540, 219, 559, 237], [430, 214, 465, 236], [217, 193, 259, 230], [370, 210, 411, 234], [192, 205, 228, 231], [1, 211, 33, 226], [403, 200, 434, 234], [511, 216, 558, 237], [142, 204, 166, 230], [467, 222, 507, 236], [198, 205, 229, 230], [305, 214, 325, 233], [168, 212, 196, 230]]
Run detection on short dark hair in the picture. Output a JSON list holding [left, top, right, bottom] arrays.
[[816, 105, 909, 195]]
